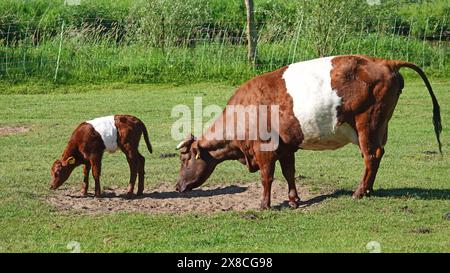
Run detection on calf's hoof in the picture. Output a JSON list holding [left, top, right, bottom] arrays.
[[260, 202, 271, 210]]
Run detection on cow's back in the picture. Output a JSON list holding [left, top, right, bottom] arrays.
[[227, 56, 364, 151]]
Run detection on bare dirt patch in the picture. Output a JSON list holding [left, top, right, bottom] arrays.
[[0, 126, 30, 136], [46, 182, 335, 215]]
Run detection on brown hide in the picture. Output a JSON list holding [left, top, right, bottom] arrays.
[[176, 55, 441, 209], [50, 115, 152, 197]]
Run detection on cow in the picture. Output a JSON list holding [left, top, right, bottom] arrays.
[[50, 115, 153, 197], [175, 55, 442, 209]]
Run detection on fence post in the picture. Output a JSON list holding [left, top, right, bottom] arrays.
[[422, 17, 429, 68], [406, 19, 413, 62], [438, 17, 446, 68], [5, 24, 11, 77], [54, 20, 65, 82], [244, 0, 257, 65]]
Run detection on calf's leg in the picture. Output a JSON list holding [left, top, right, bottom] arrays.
[[90, 156, 102, 197], [136, 153, 145, 196], [125, 153, 138, 198], [81, 163, 91, 195], [279, 153, 300, 208]]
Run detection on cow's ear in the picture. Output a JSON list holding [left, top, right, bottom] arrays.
[[191, 146, 201, 160], [193, 143, 205, 160]]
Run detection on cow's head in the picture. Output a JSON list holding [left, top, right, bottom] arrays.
[[175, 134, 217, 193], [50, 156, 77, 190]]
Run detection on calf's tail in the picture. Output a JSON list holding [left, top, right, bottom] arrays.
[[141, 121, 153, 154], [391, 61, 442, 154]]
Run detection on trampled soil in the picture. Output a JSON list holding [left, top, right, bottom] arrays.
[[46, 182, 334, 214], [0, 126, 30, 136]]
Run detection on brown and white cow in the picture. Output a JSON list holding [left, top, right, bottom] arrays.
[[175, 55, 442, 209], [50, 115, 153, 197]]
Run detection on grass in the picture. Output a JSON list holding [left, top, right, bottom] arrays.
[[1, 34, 448, 86], [0, 77, 449, 252]]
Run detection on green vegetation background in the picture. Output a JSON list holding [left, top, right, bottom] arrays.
[[0, 0, 448, 89]]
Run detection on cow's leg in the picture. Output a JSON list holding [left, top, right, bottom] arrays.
[[353, 133, 384, 199], [259, 160, 276, 210], [81, 163, 91, 196], [136, 152, 145, 196], [365, 129, 388, 194], [90, 156, 102, 197], [279, 153, 300, 208], [125, 152, 138, 198]]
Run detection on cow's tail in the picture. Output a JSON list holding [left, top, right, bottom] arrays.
[[391, 60, 442, 154], [141, 121, 153, 154]]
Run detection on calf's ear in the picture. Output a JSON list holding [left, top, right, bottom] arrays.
[[63, 156, 76, 166]]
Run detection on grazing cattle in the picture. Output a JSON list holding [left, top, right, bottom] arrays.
[[50, 115, 153, 197], [175, 55, 442, 209]]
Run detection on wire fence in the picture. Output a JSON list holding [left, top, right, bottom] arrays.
[[0, 16, 448, 84]]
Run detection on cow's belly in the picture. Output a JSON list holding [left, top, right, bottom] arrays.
[[282, 56, 359, 150], [299, 122, 358, 150]]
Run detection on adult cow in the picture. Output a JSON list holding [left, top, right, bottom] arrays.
[[175, 55, 442, 209]]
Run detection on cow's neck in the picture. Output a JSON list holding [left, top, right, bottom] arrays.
[[197, 138, 239, 162], [62, 140, 79, 160]]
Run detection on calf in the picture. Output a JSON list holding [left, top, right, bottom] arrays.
[[50, 115, 153, 197], [175, 55, 442, 209]]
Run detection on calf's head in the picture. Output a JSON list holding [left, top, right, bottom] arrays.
[[175, 134, 217, 193], [50, 156, 76, 190]]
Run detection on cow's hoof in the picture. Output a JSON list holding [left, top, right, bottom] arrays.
[[352, 189, 372, 199], [125, 192, 135, 199], [288, 201, 298, 209], [136, 190, 144, 196], [81, 190, 88, 196], [260, 204, 271, 210], [289, 198, 300, 209]]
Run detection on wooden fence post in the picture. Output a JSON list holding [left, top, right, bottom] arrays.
[[244, 0, 257, 64]]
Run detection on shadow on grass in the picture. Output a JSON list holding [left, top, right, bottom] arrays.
[[272, 189, 352, 210], [65, 185, 248, 200], [138, 185, 248, 199], [373, 188, 450, 200], [273, 187, 450, 210]]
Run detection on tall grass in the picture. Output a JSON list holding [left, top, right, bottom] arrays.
[[0, 0, 448, 88]]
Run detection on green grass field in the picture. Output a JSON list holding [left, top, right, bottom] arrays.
[[0, 77, 449, 252]]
